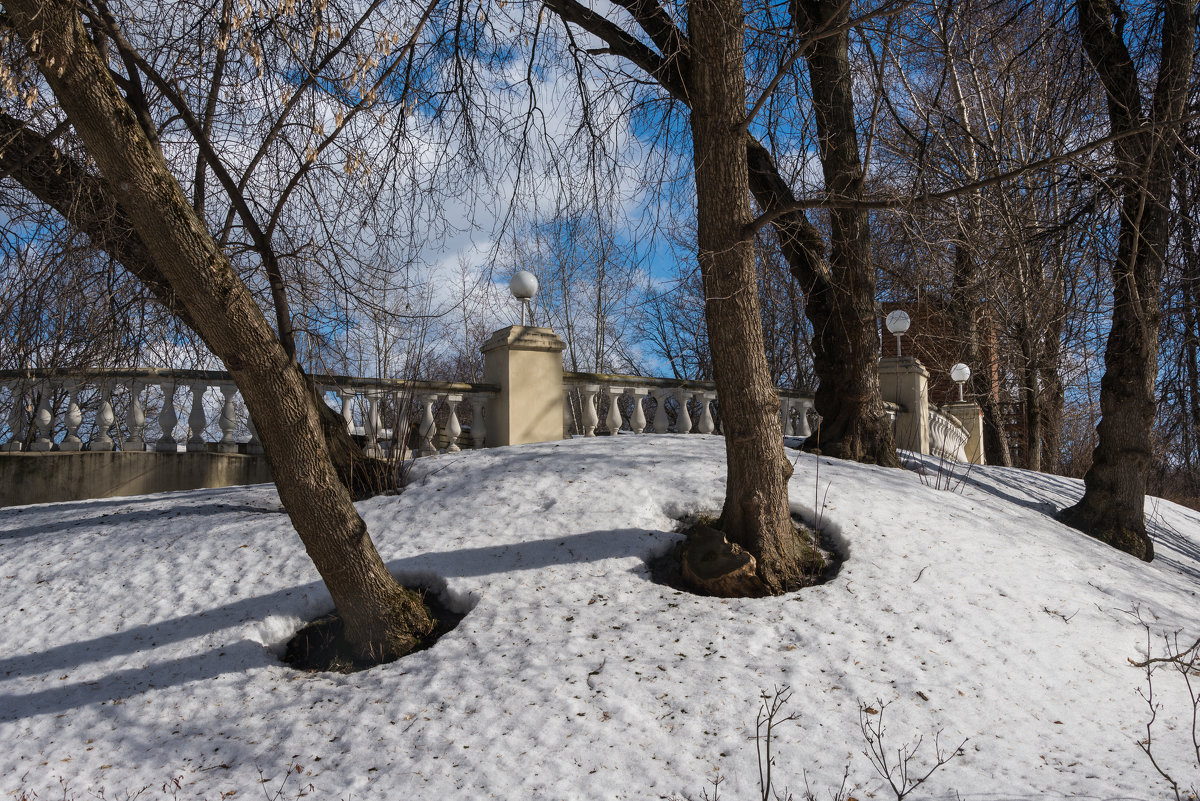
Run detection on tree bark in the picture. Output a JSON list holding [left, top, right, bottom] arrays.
[[542, 0, 899, 467], [787, 0, 899, 467], [7, 0, 432, 657], [1060, 0, 1195, 561], [688, 0, 804, 593]]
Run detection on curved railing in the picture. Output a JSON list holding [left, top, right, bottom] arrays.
[[929, 406, 970, 463]]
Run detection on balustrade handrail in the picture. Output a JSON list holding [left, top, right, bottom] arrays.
[[0, 367, 500, 457], [563, 369, 814, 399], [930, 406, 969, 435], [0, 367, 499, 395], [928, 405, 970, 462]]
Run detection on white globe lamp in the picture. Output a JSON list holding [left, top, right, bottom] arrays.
[[885, 310, 911, 357], [950, 362, 971, 401], [509, 270, 539, 326]]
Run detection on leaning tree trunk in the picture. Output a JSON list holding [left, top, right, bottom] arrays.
[[8, 0, 432, 658], [688, 0, 803, 593], [789, 0, 899, 467], [0, 114, 396, 501], [1060, 0, 1195, 561]]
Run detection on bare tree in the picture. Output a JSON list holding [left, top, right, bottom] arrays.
[[686, 0, 806, 592], [785, 0, 901, 466], [542, 0, 905, 467], [3, 0, 436, 660], [1061, 0, 1195, 560]]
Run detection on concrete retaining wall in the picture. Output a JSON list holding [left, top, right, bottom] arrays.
[[0, 452, 273, 508]]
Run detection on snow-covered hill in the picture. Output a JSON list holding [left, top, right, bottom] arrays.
[[2, 435, 1198, 799]]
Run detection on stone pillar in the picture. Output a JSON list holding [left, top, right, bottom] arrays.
[[877, 356, 930, 456], [945, 401, 986, 465], [481, 325, 567, 447]]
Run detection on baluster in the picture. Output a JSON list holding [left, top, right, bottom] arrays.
[[59, 381, 84, 451], [246, 413, 264, 454], [604, 386, 625, 434], [580, 384, 599, 437], [793, 399, 813, 438], [651, 389, 672, 434], [443, 393, 463, 453], [418, 393, 438, 456], [121, 380, 147, 451], [30, 383, 55, 451], [627, 388, 648, 434], [779, 397, 793, 437], [696, 392, 716, 435], [92, 381, 116, 451], [390, 390, 412, 459], [469, 393, 489, 449], [362, 391, 382, 458], [186, 382, 209, 451], [674, 388, 692, 434], [563, 388, 575, 437], [340, 388, 355, 434], [157, 380, 178, 452], [2, 382, 25, 451], [216, 384, 239, 453]]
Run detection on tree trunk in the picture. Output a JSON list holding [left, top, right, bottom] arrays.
[[1019, 329, 1043, 472], [541, 0, 897, 467], [788, 0, 899, 467], [1060, 0, 1195, 561], [688, 0, 803, 593], [950, 243, 1012, 467], [1040, 313, 1065, 475], [8, 0, 432, 657]]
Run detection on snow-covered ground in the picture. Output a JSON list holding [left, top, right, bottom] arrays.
[[3, 435, 1199, 799]]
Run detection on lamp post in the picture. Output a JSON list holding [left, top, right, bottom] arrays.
[[950, 362, 971, 401], [885, 310, 911, 357], [510, 270, 539, 326]]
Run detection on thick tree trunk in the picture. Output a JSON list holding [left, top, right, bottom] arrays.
[[8, 0, 432, 657], [0, 114, 194, 331], [1061, 0, 1195, 561], [688, 0, 803, 593], [541, 0, 897, 467], [746, 138, 896, 465], [788, 0, 899, 467]]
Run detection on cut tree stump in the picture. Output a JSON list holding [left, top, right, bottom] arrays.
[[680, 524, 765, 597]]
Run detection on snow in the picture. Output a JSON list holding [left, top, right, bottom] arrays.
[[3, 435, 1200, 799]]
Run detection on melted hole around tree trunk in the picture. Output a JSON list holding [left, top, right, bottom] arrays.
[[282, 587, 466, 674], [649, 513, 844, 597]]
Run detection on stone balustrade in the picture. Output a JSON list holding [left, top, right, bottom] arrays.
[[1, 324, 984, 509], [0, 369, 499, 458], [928, 407, 970, 463], [562, 371, 815, 439], [1, 352, 978, 467]]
